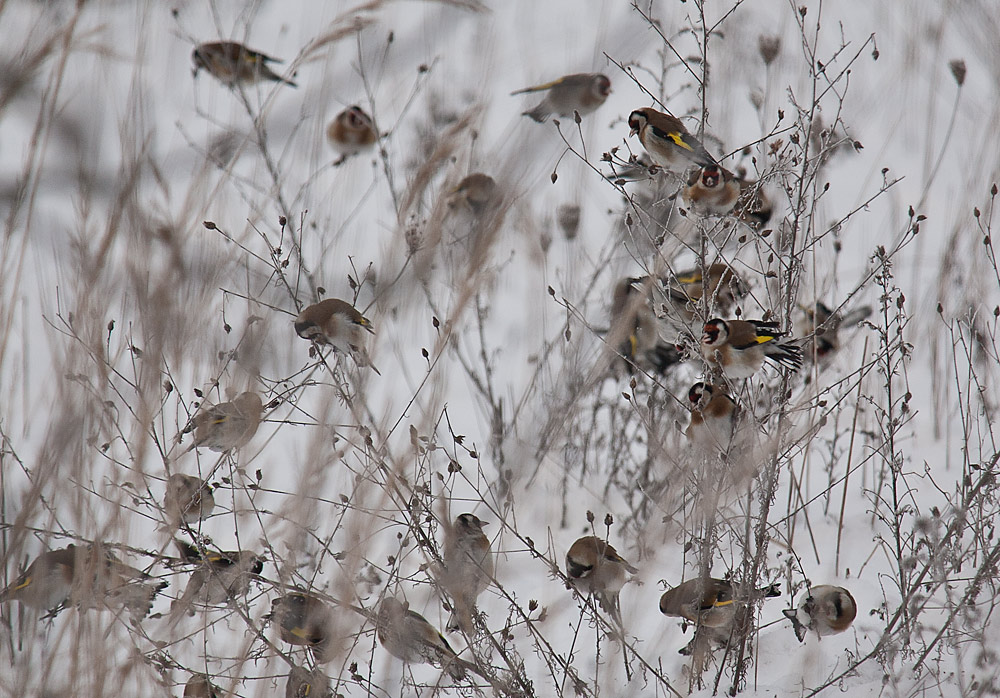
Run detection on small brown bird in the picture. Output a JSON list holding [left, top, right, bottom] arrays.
[[783, 585, 857, 641], [184, 391, 264, 453], [798, 302, 873, 363], [565, 536, 638, 627], [628, 108, 718, 172], [183, 675, 221, 698], [192, 41, 297, 88], [326, 106, 377, 157], [447, 174, 498, 216], [682, 166, 772, 227], [376, 597, 470, 680], [700, 318, 803, 378], [0, 544, 165, 622], [270, 592, 338, 662], [294, 299, 378, 373], [285, 665, 330, 698], [659, 576, 780, 653], [661, 263, 747, 325], [609, 276, 681, 375], [442, 513, 494, 633], [163, 474, 215, 529], [685, 382, 740, 453], [168, 541, 264, 623], [513, 73, 611, 123]]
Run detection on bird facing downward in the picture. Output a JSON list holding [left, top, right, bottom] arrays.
[[513, 73, 611, 123], [700, 318, 803, 378], [628, 107, 718, 172], [168, 541, 264, 623], [686, 382, 740, 453], [326, 106, 377, 157], [163, 473, 215, 529], [376, 597, 469, 680], [565, 536, 639, 627], [682, 166, 772, 227], [447, 174, 499, 216], [783, 585, 857, 641], [294, 299, 379, 373], [270, 592, 339, 662], [192, 41, 297, 87], [443, 513, 494, 633]]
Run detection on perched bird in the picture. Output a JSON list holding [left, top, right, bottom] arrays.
[[168, 541, 264, 622], [0, 544, 165, 622], [163, 474, 215, 529], [608, 276, 681, 376], [326, 106, 377, 157], [798, 302, 873, 363], [183, 675, 221, 698], [628, 108, 718, 172], [659, 576, 780, 654], [184, 391, 264, 453], [285, 665, 330, 698], [700, 318, 803, 378], [783, 585, 857, 641], [447, 174, 498, 217], [661, 263, 746, 324], [512, 73, 611, 123], [192, 41, 297, 88], [376, 597, 470, 680], [294, 299, 379, 373], [442, 513, 494, 633], [682, 166, 773, 227], [565, 536, 639, 627], [685, 382, 741, 453], [270, 592, 338, 662]]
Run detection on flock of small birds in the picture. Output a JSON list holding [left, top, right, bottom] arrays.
[[1, 36, 873, 697]]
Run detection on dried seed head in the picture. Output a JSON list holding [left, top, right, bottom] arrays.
[[949, 59, 966, 86]]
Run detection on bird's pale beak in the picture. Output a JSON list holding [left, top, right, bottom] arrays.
[[629, 126, 638, 137]]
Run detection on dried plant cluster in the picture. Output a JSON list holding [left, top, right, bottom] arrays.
[[0, 1, 998, 697]]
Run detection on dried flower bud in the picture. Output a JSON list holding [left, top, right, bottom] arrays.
[[759, 35, 780, 65]]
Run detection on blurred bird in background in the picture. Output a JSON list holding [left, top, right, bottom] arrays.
[[513, 73, 611, 123], [192, 41, 297, 87], [442, 513, 493, 633]]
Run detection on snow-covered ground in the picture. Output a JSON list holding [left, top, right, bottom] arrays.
[[1, 0, 998, 696]]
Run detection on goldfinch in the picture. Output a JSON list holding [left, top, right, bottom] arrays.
[[565, 536, 638, 627], [183, 391, 264, 453], [700, 318, 803, 378], [442, 513, 493, 633], [447, 174, 498, 217], [685, 382, 740, 453], [662, 263, 746, 321], [783, 585, 857, 641], [285, 666, 330, 698], [628, 108, 718, 172], [192, 41, 297, 88], [609, 276, 682, 376], [163, 474, 215, 529], [183, 675, 221, 698], [513, 73, 611, 123], [798, 302, 873, 363], [0, 544, 165, 622], [326, 106, 377, 157], [682, 166, 772, 227], [376, 597, 470, 680], [294, 299, 379, 373], [168, 541, 264, 622], [659, 577, 780, 654], [269, 592, 338, 662]]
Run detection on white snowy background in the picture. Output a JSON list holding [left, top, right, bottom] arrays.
[[1, 0, 999, 696]]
